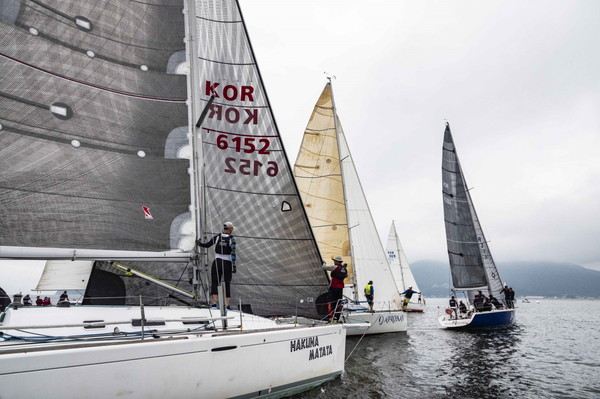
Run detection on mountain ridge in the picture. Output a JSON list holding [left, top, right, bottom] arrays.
[[411, 260, 600, 298]]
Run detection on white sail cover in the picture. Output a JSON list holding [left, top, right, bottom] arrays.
[[442, 123, 504, 299], [385, 221, 420, 293], [294, 83, 402, 310], [192, 1, 328, 317], [35, 260, 93, 291]]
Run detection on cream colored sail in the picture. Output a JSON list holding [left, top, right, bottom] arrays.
[[294, 82, 402, 310], [293, 84, 353, 279]]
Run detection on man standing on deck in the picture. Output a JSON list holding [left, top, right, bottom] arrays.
[[197, 222, 237, 310], [401, 286, 420, 311], [322, 256, 347, 320], [364, 280, 375, 312]]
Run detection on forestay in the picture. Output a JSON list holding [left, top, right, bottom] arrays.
[[442, 123, 503, 300]]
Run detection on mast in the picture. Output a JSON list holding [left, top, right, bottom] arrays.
[[184, 0, 209, 303], [329, 78, 358, 302]]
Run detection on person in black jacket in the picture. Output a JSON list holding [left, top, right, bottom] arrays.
[[197, 222, 237, 310]]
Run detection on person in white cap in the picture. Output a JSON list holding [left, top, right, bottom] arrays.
[[197, 222, 236, 309], [322, 255, 348, 320]]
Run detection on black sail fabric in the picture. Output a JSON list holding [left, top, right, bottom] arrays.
[[441, 123, 504, 298], [0, 1, 191, 253], [194, 1, 328, 318], [442, 124, 488, 289]]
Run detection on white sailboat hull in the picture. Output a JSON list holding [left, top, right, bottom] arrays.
[[343, 309, 407, 336], [0, 307, 346, 398]]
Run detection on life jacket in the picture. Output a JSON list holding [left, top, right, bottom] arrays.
[[364, 284, 373, 296], [215, 233, 234, 255], [330, 265, 346, 288], [330, 265, 347, 280]]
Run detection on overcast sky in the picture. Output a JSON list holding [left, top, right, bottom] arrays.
[[2, 1, 599, 298], [239, 0, 600, 271]]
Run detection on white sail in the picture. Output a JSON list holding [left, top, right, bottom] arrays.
[[337, 124, 403, 309], [385, 221, 420, 293], [35, 260, 93, 291]]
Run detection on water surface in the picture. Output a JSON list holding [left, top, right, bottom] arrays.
[[293, 298, 600, 398]]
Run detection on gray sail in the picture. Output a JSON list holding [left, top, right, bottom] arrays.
[[191, 1, 327, 317], [442, 123, 503, 298], [0, 1, 192, 256]]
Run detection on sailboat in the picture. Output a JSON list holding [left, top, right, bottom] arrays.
[[438, 123, 516, 329], [293, 81, 407, 335], [0, 1, 346, 397], [386, 221, 425, 312]]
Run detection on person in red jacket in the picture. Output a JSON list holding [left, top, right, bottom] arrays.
[[322, 256, 348, 320]]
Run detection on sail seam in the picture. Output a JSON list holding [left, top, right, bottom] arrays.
[[197, 55, 254, 67], [196, 16, 242, 24], [295, 174, 342, 179], [205, 185, 297, 197], [0, 53, 186, 103], [202, 127, 277, 138]]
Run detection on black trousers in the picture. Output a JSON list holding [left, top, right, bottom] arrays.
[[210, 258, 232, 297]]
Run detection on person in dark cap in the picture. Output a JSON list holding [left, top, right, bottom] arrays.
[[322, 255, 348, 320], [197, 222, 237, 310], [364, 280, 375, 312]]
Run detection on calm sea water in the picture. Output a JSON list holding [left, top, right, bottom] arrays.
[[293, 298, 600, 399]]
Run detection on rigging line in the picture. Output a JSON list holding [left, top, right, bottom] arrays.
[[345, 330, 369, 363], [201, 140, 284, 153], [441, 166, 459, 173], [196, 15, 241, 24], [444, 221, 477, 227], [202, 233, 314, 243], [0, 112, 174, 152], [0, 182, 188, 205], [201, 127, 277, 138], [232, 282, 328, 288], [306, 127, 336, 132], [313, 223, 348, 228], [295, 173, 342, 179], [197, 96, 269, 110], [447, 239, 483, 244], [204, 185, 298, 198], [197, 55, 254, 67], [0, 124, 158, 156], [0, 53, 186, 103]]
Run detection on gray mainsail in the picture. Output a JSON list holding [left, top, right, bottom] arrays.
[[0, 0, 192, 257], [442, 123, 503, 299], [1, 0, 328, 319], [192, 1, 327, 317]]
